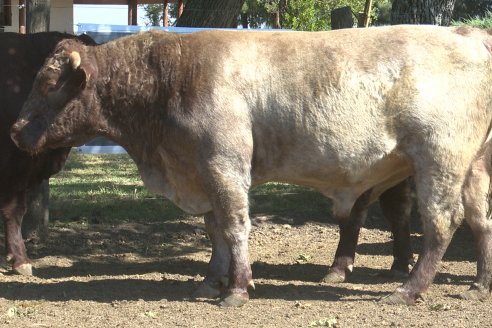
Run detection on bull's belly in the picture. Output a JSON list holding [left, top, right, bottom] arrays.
[[137, 162, 213, 215], [134, 144, 412, 218], [252, 152, 413, 219]]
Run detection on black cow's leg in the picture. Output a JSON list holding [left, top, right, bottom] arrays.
[[460, 151, 492, 301], [322, 190, 371, 283], [381, 167, 465, 305], [1, 191, 32, 275], [192, 213, 231, 299], [379, 178, 414, 277]]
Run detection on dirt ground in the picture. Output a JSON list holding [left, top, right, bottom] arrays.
[[0, 207, 490, 327]]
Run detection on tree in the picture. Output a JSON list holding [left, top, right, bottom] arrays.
[[373, 0, 391, 25], [142, 4, 163, 26], [391, 0, 457, 25], [241, 0, 271, 28], [453, 0, 492, 21], [26, 0, 50, 33], [141, 3, 180, 26], [176, 0, 245, 28], [241, 0, 388, 31]]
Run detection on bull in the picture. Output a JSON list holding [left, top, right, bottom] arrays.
[[10, 25, 492, 306]]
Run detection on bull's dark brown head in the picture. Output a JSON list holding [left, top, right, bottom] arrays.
[[11, 39, 98, 154]]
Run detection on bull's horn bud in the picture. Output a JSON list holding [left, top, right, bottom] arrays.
[[69, 51, 81, 70]]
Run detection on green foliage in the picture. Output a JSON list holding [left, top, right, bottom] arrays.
[[242, 0, 389, 31], [140, 3, 180, 26], [374, 0, 391, 25], [242, 0, 272, 28], [283, 0, 331, 31], [452, 10, 492, 28], [142, 4, 163, 26]]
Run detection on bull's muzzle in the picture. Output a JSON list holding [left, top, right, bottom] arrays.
[[10, 118, 46, 154]]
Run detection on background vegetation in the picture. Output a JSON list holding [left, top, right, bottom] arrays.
[[142, 0, 492, 30]]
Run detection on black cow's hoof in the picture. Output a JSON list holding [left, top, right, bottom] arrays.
[[321, 271, 346, 283], [219, 292, 249, 307], [379, 290, 415, 305], [13, 263, 33, 276], [192, 282, 221, 299]]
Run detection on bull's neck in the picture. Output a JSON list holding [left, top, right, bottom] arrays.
[[92, 32, 180, 157]]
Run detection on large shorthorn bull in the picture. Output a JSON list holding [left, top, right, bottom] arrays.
[[11, 25, 492, 306]]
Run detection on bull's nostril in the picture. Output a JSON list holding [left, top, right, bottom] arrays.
[[10, 119, 27, 146]]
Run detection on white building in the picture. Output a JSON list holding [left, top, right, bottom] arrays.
[[1, 0, 182, 33]]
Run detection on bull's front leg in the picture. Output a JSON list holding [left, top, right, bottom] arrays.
[[215, 197, 253, 307], [198, 161, 254, 307], [192, 213, 231, 299], [1, 191, 32, 275]]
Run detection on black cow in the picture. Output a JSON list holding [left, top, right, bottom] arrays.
[[0, 32, 94, 275]]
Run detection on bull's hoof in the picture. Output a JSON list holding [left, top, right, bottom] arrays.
[[219, 292, 249, 307], [13, 263, 33, 276], [459, 287, 490, 301], [191, 283, 221, 299], [321, 271, 346, 283], [379, 291, 415, 305]]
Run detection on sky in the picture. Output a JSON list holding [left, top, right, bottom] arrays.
[[73, 5, 147, 27]]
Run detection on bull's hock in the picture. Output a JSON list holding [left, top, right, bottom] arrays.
[[10, 25, 492, 306]]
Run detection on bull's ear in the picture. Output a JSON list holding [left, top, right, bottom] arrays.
[[63, 65, 87, 95], [47, 52, 89, 108], [69, 51, 81, 70], [63, 51, 88, 94]]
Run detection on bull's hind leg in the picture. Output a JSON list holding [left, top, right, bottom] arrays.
[[322, 190, 371, 283], [192, 213, 231, 299], [460, 152, 492, 301], [1, 191, 32, 275], [381, 169, 465, 305], [379, 179, 414, 277]]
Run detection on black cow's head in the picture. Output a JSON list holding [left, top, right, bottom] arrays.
[[11, 39, 99, 154]]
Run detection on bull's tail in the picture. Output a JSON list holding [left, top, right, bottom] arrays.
[[485, 121, 492, 220]]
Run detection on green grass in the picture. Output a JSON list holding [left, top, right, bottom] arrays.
[[452, 11, 492, 29], [49, 152, 332, 225], [50, 152, 185, 223]]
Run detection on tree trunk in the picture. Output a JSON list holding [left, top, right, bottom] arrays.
[[26, 0, 50, 33], [176, 0, 245, 28], [331, 6, 354, 30], [23, 0, 51, 239], [391, 0, 456, 26]]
